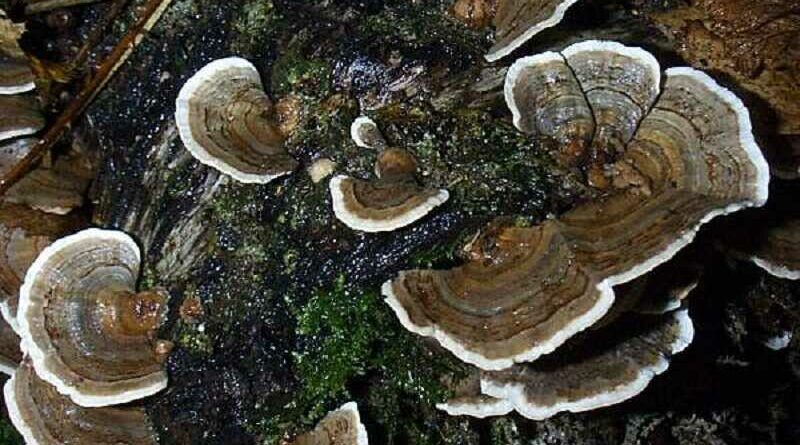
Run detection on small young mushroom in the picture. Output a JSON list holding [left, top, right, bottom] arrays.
[[383, 41, 769, 371], [0, 11, 35, 95], [286, 402, 369, 445], [0, 202, 82, 331], [350, 116, 386, 150], [0, 94, 44, 141], [176, 57, 297, 183], [330, 148, 449, 232], [18, 228, 171, 407], [4, 359, 159, 445], [487, 0, 581, 62]]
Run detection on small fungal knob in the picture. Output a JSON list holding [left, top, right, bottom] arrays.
[[375, 148, 418, 179]]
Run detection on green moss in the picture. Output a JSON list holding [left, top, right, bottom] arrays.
[[0, 417, 22, 445], [270, 34, 333, 97], [245, 275, 468, 443], [231, 0, 277, 53]]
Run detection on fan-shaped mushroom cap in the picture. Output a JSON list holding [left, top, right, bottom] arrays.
[[480, 309, 693, 419], [0, 94, 44, 141], [0, 137, 34, 176], [288, 402, 369, 445], [383, 41, 769, 371], [0, 316, 21, 375], [0, 202, 82, 332], [18, 228, 170, 407], [4, 359, 158, 445], [350, 116, 386, 150], [330, 148, 449, 232], [748, 218, 800, 280], [0, 11, 35, 95], [487, 0, 581, 62], [176, 57, 297, 183]]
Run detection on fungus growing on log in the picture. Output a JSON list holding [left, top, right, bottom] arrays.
[[4, 359, 158, 445], [176, 57, 297, 183], [18, 228, 171, 407], [330, 148, 449, 232], [487, 0, 581, 62], [382, 41, 769, 371], [440, 309, 693, 419], [0, 11, 35, 95], [0, 202, 82, 331], [0, 95, 44, 141], [287, 402, 369, 445], [0, 316, 21, 375]]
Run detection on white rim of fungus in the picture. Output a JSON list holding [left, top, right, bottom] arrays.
[[751, 256, 800, 280], [0, 82, 36, 96], [561, 40, 662, 96], [0, 356, 16, 376], [0, 126, 40, 142], [478, 309, 694, 420], [382, 278, 616, 371], [329, 175, 450, 233], [0, 301, 20, 334], [175, 57, 291, 184], [337, 401, 370, 445], [4, 372, 44, 445], [350, 116, 384, 149], [485, 0, 581, 62], [436, 396, 514, 418], [17, 228, 168, 407]]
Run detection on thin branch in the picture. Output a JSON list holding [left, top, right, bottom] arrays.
[[0, 0, 174, 196]]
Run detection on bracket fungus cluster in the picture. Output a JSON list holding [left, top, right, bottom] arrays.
[[330, 117, 449, 232], [17, 228, 171, 407], [287, 402, 369, 445], [383, 40, 769, 418], [176, 57, 298, 184], [4, 359, 158, 445]]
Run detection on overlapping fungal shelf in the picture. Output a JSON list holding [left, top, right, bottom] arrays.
[[5, 359, 159, 445], [18, 228, 170, 407], [383, 40, 770, 418], [175, 57, 298, 184], [487, 0, 582, 61]]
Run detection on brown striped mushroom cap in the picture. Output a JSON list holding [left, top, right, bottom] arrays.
[[439, 309, 693, 419], [18, 228, 171, 407], [287, 402, 369, 445], [176, 57, 297, 183], [0, 202, 82, 332], [0, 94, 44, 141], [487, 0, 581, 62], [0, 315, 21, 375], [330, 148, 449, 232], [382, 40, 769, 371], [0, 11, 35, 95], [4, 359, 158, 445]]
